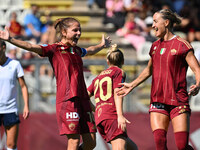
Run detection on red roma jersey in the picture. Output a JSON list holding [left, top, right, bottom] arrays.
[[87, 66, 125, 125], [149, 36, 193, 106], [40, 42, 89, 104]]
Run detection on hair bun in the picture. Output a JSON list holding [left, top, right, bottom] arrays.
[[111, 44, 118, 52]]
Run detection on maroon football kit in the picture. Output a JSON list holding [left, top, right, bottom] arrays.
[[88, 66, 127, 142], [40, 42, 96, 135], [149, 36, 193, 117]]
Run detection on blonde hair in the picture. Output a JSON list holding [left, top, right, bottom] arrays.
[[107, 44, 124, 68], [158, 9, 182, 29]]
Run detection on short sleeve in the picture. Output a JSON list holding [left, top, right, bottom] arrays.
[[16, 61, 24, 78], [113, 70, 123, 89], [149, 44, 154, 57], [181, 42, 193, 58], [81, 48, 87, 57], [39, 44, 55, 57]]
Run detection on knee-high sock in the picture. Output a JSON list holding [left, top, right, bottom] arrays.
[[153, 129, 167, 150], [174, 131, 194, 150]]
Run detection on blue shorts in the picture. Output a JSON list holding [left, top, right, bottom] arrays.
[[0, 112, 20, 126]]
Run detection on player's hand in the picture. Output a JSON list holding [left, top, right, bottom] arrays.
[[0, 26, 10, 41], [101, 34, 111, 48], [23, 106, 30, 119], [188, 84, 200, 96], [117, 115, 130, 131], [116, 82, 134, 96]]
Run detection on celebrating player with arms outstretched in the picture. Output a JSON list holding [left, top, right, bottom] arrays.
[[0, 17, 111, 150]]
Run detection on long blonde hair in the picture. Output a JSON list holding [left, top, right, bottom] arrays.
[[107, 44, 124, 68]]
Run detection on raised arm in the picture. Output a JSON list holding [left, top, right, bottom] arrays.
[[117, 58, 153, 96], [85, 34, 111, 55], [186, 51, 200, 96], [0, 27, 43, 55]]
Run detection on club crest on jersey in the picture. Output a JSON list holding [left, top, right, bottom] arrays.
[[69, 123, 76, 131], [171, 49, 177, 55], [160, 48, 166, 55]]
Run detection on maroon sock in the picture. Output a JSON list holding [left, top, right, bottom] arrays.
[[174, 131, 194, 150], [153, 129, 167, 150]]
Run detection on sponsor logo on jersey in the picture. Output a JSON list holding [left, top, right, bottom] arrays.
[[171, 49, 177, 55], [69, 123, 76, 131], [66, 112, 80, 121], [160, 48, 166, 55]]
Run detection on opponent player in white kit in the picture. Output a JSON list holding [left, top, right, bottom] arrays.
[[0, 40, 29, 150]]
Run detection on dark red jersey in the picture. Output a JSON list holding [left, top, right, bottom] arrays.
[[149, 36, 193, 106], [87, 66, 125, 125], [40, 42, 89, 104]]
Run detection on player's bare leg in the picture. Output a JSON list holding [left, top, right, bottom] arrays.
[[110, 135, 126, 150], [66, 134, 80, 150], [80, 132, 96, 150], [5, 124, 18, 149]]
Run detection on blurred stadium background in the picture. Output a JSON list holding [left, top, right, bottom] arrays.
[[0, 0, 200, 149]]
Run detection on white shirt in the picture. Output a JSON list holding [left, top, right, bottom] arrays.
[[0, 58, 24, 113]]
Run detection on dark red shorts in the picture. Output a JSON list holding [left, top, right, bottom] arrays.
[[149, 102, 191, 120], [56, 97, 97, 135], [97, 119, 127, 143]]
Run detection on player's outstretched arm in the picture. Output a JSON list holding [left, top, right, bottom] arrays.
[[117, 59, 153, 97], [85, 34, 111, 55], [0, 26, 43, 55]]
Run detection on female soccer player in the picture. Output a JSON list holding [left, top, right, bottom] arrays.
[[117, 9, 200, 150], [0, 40, 29, 150], [0, 17, 111, 150], [87, 44, 138, 150]]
